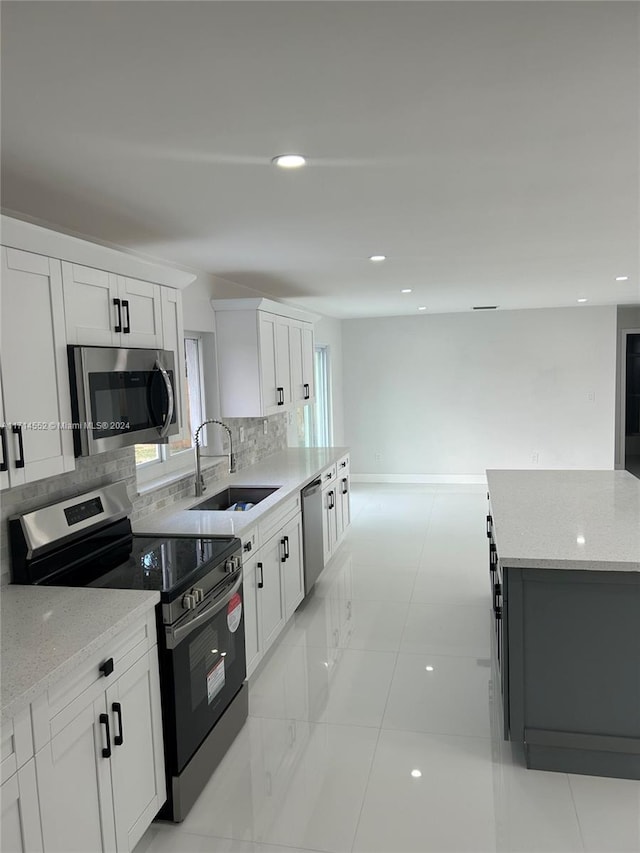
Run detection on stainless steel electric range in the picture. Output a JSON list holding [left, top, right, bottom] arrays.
[[9, 481, 247, 822]]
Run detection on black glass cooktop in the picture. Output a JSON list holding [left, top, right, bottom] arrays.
[[88, 534, 240, 599]]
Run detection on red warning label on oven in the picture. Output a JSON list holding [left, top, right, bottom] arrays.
[[227, 592, 242, 633]]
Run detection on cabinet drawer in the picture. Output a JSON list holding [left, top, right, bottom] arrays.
[[241, 526, 260, 557], [321, 464, 337, 488], [337, 453, 350, 473], [1, 708, 33, 784], [35, 611, 156, 745], [259, 495, 300, 543]]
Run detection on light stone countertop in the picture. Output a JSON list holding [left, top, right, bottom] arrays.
[[1, 585, 159, 721], [486, 469, 640, 572], [1, 447, 348, 721], [133, 447, 349, 538]]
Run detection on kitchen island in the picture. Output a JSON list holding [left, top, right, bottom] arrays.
[[486, 469, 640, 781]]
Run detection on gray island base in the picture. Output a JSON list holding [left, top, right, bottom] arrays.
[[486, 469, 640, 781]]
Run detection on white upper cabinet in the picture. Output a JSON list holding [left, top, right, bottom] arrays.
[[213, 299, 317, 419], [289, 320, 315, 406], [117, 277, 163, 349], [0, 248, 75, 488], [63, 262, 163, 349]]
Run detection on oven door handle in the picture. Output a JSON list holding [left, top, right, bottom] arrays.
[[165, 571, 242, 649], [155, 357, 175, 438]]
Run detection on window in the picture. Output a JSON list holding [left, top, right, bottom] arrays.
[[300, 345, 332, 447], [135, 335, 205, 482]]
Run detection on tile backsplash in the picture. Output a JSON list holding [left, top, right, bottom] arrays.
[[0, 413, 288, 584]]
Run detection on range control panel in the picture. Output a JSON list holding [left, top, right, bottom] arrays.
[[64, 497, 104, 526]]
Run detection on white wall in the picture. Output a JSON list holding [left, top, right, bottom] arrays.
[[342, 306, 617, 480]]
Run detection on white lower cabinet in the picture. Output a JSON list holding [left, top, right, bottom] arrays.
[[322, 483, 339, 567], [244, 505, 305, 678], [37, 696, 117, 853], [1, 760, 43, 853], [336, 460, 351, 544], [281, 513, 304, 621], [322, 455, 351, 567], [243, 551, 264, 678], [31, 612, 165, 853], [106, 647, 166, 852], [256, 533, 287, 652]]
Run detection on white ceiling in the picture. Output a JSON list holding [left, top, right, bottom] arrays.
[[1, 1, 638, 319]]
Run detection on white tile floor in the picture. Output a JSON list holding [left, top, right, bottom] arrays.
[[135, 484, 640, 853]]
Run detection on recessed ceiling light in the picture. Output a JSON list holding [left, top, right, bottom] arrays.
[[418, 306, 427, 311], [615, 276, 629, 281], [369, 255, 386, 262], [272, 154, 306, 169], [425, 665, 434, 672], [577, 298, 588, 303], [411, 769, 422, 779], [401, 289, 412, 294]]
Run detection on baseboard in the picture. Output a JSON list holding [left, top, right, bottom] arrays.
[[351, 473, 488, 485]]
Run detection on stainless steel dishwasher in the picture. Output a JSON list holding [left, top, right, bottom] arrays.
[[301, 478, 324, 594]]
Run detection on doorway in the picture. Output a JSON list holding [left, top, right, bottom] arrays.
[[623, 333, 640, 478]]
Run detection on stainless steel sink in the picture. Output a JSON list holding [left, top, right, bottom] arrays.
[[190, 486, 280, 511]]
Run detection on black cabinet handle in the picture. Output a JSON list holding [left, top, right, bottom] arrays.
[[342, 477, 348, 495], [493, 582, 502, 612], [244, 541, 252, 552], [328, 490, 335, 510], [495, 605, 502, 621], [281, 538, 287, 563], [12, 425, 24, 469], [122, 299, 131, 334], [257, 562, 264, 589], [112, 702, 124, 746], [486, 515, 492, 538], [0, 425, 8, 473], [113, 298, 122, 333], [277, 387, 284, 406], [489, 544, 497, 576], [340, 460, 347, 468], [284, 535, 290, 559], [99, 713, 112, 759], [303, 383, 310, 400], [99, 657, 114, 678]]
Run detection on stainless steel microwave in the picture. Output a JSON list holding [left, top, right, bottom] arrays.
[[68, 346, 178, 457]]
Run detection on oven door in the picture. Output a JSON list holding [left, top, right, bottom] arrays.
[[68, 345, 178, 456], [160, 571, 246, 774]]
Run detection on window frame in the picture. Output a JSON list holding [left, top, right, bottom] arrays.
[[309, 344, 332, 447]]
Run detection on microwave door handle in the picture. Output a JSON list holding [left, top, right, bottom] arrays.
[[155, 358, 174, 437]]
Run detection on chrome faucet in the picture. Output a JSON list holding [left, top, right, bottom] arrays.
[[194, 419, 237, 496]]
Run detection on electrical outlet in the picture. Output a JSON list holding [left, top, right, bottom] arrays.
[[588, 391, 596, 402], [239, 426, 245, 443], [263, 420, 268, 435], [374, 452, 381, 463], [532, 452, 539, 464]]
